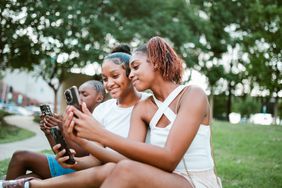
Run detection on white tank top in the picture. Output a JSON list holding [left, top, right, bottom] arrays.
[[149, 85, 214, 172]]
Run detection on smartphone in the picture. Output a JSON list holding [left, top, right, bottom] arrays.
[[40, 104, 53, 116], [50, 127, 76, 164], [64, 86, 81, 110]]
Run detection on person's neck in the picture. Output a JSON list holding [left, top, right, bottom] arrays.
[[117, 89, 141, 108], [151, 81, 179, 102]]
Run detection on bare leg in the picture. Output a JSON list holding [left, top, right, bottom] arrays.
[[101, 160, 192, 188], [6, 151, 51, 180], [29, 163, 116, 188]]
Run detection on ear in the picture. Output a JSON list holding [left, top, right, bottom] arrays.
[[96, 94, 104, 103]]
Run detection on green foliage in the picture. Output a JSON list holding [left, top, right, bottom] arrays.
[[0, 118, 35, 144], [213, 94, 228, 120], [232, 96, 261, 117], [33, 115, 40, 123], [1, 0, 281, 118], [0, 158, 9, 179], [0, 110, 11, 120], [0, 110, 35, 144], [1, 0, 205, 111], [1, 0, 203, 71]]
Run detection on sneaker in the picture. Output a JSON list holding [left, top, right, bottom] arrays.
[[0, 177, 33, 188]]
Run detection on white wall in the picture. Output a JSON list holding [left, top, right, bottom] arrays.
[[3, 70, 54, 104]]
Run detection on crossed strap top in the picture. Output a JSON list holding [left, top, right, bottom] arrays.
[[149, 85, 214, 172]]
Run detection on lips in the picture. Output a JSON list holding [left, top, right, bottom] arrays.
[[132, 79, 139, 86]]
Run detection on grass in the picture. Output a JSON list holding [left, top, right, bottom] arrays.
[[0, 120, 35, 144], [0, 110, 35, 144], [0, 159, 9, 179], [213, 121, 282, 188], [0, 121, 281, 187]]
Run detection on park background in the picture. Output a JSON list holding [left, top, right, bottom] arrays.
[[0, 0, 281, 187]]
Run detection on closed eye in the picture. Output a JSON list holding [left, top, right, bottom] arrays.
[[131, 64, 139, 70], [112, 74, 120, 79]]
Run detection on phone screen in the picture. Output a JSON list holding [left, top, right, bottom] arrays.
[[40, 104, 53, 116]]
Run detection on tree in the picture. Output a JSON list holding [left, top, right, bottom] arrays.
[[238, 0, 282, 123], [1, 0, 205, 111], [190, 0, 236, 118]]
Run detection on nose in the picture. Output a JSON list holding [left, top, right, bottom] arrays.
[[79, 94, 83, 100], [106, 78, 115, 88], [129, 70, 134, 80]]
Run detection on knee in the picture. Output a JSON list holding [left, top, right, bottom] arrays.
[[11, 150, 31, 164], [83, 163, 116, 186], [98, 163, 116, 179], [111, 160, 138, 180]]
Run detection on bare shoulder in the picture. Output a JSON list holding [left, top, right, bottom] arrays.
[[134, 95, 154, 111], [185, 85, 207, 99], [180, 85, 208, 109], [132, 96, 156, 121]]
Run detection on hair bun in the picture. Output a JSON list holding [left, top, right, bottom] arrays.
[[111, 44, 131, 55]]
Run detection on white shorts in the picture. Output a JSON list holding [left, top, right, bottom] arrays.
[[173, 169, 222, 188]]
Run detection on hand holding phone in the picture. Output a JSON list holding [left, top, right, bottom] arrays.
[[51, 127, 76, 164], [39, 104, 53, 134], [40, 104, 53, 116]]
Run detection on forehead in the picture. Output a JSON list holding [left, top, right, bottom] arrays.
[[130, 52, 147, 64], [102, 59, 124, 71], [79, 85, 96, 92]]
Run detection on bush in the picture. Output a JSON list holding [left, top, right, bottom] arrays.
[[0, 110, 35, 144], [0, 110, 11, 121]]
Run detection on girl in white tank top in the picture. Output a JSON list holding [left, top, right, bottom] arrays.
[[12, 37, 222, 188], [62, 37, 222, 188]]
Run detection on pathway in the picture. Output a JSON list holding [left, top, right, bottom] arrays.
[[0, 115, 50, 160]]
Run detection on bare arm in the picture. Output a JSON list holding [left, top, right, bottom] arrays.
[[70, 87, 208, 172], [64, 105, 127, 163], [78, 140, 127, 163], [79, 106, 149, 162]]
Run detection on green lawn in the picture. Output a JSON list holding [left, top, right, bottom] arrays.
[[0, 120, 35, 144], [213, 121, 282, 188], [0, 159, 9, 179], [0, 110, 35, 144], [0, 121, 281, 187]]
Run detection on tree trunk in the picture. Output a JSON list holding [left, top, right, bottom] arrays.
[[209, 88, 214, 120], [227, 81, 232, 121], [273, 96, 278, 125], [52, 88, 58, 113]]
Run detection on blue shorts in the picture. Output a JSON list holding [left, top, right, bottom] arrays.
[[46, 154, 75, 177]]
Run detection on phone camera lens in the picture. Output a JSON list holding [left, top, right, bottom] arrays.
[[65, 91, 72, 103]]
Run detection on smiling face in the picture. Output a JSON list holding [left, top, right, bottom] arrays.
[[129, 51, 156, 91], [102, 59, 132, 99]]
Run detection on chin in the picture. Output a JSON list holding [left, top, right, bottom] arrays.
[[110, 92, 120, 99], [134, 84, 147, 92]]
